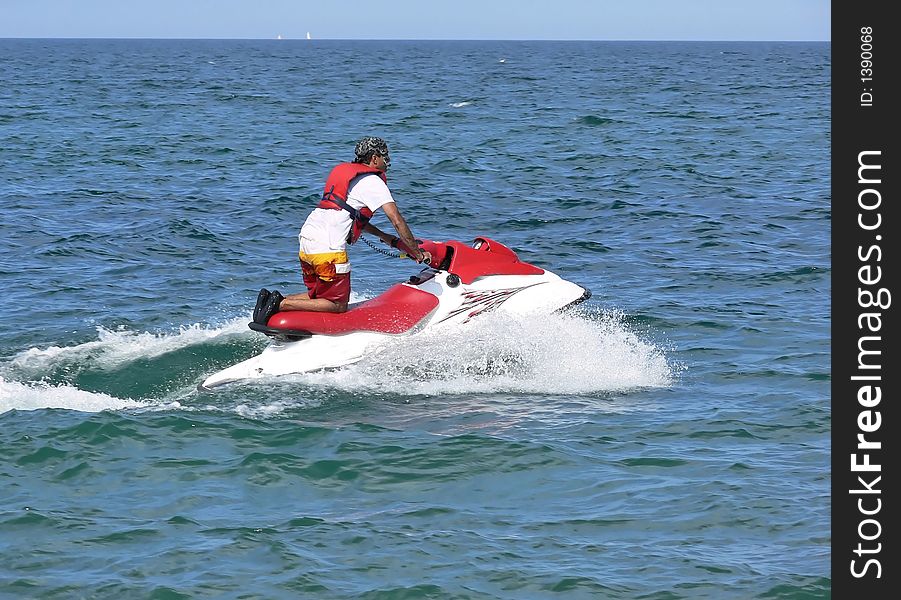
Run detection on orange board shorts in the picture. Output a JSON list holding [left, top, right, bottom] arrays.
[[299, 250, 351, 304]]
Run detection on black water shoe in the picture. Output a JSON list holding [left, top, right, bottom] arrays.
[[253, 288, 271, 323], [257, 290, 284, 325]]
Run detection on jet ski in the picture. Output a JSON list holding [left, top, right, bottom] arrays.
[[199, 237, 590, 390]]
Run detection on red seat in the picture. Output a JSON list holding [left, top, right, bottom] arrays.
[[266, 284, 439, 335]]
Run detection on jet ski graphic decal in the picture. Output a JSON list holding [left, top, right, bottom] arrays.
[[437, 284, 543, 324]]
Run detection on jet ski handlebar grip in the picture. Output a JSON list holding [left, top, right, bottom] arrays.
[[393, 237, 423, 258]]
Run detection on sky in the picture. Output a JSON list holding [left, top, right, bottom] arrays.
[[2, 0, 830, 41]]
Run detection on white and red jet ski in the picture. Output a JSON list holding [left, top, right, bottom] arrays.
[[199, 237, 590, 389]]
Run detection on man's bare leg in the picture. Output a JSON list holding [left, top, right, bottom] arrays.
[[280, 292, 347, 313]]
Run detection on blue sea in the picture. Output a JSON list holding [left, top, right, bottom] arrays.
[[0, 39, 830, 598]]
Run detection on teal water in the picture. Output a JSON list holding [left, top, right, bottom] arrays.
[[1, 40, 830, 598]]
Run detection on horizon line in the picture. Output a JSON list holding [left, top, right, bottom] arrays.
[[0, 36, 831, 43]]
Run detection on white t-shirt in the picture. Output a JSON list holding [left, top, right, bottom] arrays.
[[299, 173, 395, 254]]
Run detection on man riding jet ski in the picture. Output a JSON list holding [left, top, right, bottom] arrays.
[[199, 137, 589, 389], [254, 136, 431, 323]]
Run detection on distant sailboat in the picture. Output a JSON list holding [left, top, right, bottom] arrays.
[[306, 32, 312, 40], [277, 34, 283, 40]]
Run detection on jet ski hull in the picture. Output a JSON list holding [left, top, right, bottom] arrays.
[[200, 238, 590, 390]]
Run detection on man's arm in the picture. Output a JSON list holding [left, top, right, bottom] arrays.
[[380, 202, 429, 263], [362, 222, 395, 245]]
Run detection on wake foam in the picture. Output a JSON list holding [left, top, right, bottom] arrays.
[[0, 316, 256, 413], [285, 308, 674, 396], [7, 318, 252, 378], [0, 376, 150, 413]]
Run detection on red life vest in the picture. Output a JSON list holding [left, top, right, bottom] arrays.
[[317, 162, 388, 244]]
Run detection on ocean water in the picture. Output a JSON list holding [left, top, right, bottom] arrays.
[[0, 40, 830, 599]]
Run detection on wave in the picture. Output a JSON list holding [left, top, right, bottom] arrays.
[[575, 115, 614, 126]]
